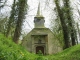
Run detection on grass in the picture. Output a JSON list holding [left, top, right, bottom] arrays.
[[46, 44, 80, 60], [0, 33, 80, 60], [0, 34, 38, 60]]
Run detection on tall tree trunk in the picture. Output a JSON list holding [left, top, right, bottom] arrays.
[[76, 23, 79, 44], [13, 0, 27, 44], [6, 0, 16, 37], [54, 0, 70, 49], [63, 0, 76, 45]]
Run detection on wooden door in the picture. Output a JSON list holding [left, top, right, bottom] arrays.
[[36, 46, 44, 54]]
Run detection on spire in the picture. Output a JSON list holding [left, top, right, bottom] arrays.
[[37, 2, 40, 16], [36, 2, 43, 17], [34, 2, 45, 28]]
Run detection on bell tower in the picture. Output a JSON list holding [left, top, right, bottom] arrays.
[[22, 2, 62, 55], [34, 3, 45, 28]]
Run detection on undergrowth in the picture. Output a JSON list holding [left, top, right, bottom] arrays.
[[0, 33, 80, 60]]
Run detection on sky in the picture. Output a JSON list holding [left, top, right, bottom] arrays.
[[0, 0, 13, 17]]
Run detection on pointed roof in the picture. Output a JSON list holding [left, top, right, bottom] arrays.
[[36, 2, 43, 17]]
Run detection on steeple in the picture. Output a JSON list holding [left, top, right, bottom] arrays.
[[34, 2, 45, 28], [36, 2, 43, 17]]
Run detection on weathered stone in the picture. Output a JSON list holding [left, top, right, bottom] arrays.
[[21, 3, 62, 55], [22, 28, 62, 54]]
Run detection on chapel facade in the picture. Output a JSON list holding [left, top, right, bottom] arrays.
[[21, 3, 62, 55]]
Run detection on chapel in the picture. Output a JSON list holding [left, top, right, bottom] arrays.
[[21, 3, 62, 55]]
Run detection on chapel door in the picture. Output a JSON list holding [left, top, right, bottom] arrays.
[[36, 46, 44, 54]]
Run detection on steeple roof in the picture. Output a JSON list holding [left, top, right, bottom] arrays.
[[36, 2, 43, 17]]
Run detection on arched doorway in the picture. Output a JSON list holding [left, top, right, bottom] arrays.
[[36, 46, 44, 54]]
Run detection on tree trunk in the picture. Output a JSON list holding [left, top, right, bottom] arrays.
[[54, 0, 70, 49], [6, 0, 16, 37], [63, 0, 76, 46], [13, 0, 27, 44]]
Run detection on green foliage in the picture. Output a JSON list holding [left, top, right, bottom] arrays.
[[47, 44, 80, 60], [0, 33, 37, 60], [36, 56, 44, 60], [51, 18, 64, 47], [13, 0, 28, 43], [0, 33, 80, 60], [36, 50, 44, 60], [37, 50, 43, 56], [0, 17, 8, 34]]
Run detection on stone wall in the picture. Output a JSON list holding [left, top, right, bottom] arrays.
[[22, 28, 62, 54]]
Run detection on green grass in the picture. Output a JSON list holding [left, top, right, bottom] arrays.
[[0, 34, 38, 60], [47, 44, 80, 60], [0, 33, 80, 60]]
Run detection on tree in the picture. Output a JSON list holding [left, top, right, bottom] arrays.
[[0, 17, 8, 34], [13, 0, 28, 44], [54, 0, 77, 49], [63, 0, 76, 46], [0, 0, 7, 9], [6, 0, 17, 37], [51, 17, 64, 47], [54, 0, 71, 49], [0, 0, 8, 35]]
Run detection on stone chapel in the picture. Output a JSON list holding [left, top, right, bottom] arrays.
[[21, 3, 62, 55]]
